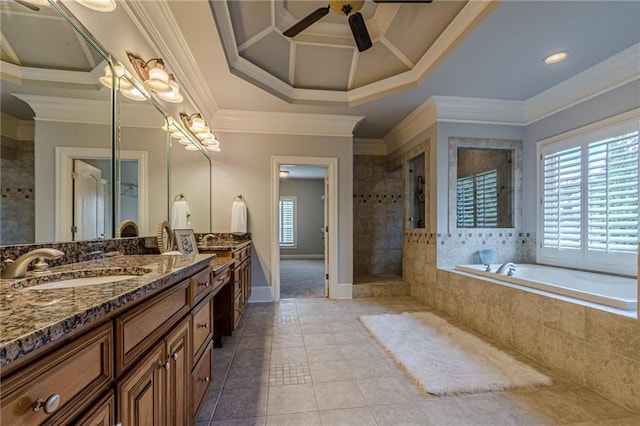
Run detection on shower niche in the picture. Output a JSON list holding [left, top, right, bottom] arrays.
[[407, 153, 426, 229]]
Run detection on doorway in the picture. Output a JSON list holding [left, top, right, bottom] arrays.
[[271, 156, 338, 301], [278, 165, 327, 298]]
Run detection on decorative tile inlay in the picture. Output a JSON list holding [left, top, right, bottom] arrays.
[[269, 362, 311, 386]]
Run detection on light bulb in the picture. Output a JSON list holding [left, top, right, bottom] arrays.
[[189, 116, 207, 132], [120, 87, 147, 101], [144, 62, 171, 93], [158, 79, 183, 103]]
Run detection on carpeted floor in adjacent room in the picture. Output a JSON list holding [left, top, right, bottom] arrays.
[[280, 259, 325, 298]]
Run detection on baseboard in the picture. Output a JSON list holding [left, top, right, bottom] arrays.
[[248, 285, 273, 303], [280, 254, 325, 260], [332, 282, 353, 299]]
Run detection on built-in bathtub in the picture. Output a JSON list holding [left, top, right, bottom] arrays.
[[455, 264, 637, 311]]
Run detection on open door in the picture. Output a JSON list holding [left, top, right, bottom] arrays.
[[73, 159, 105, 240], [323, 173, 329, 297]]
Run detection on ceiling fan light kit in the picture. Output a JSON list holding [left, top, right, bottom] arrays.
[[283, 0, 432, 53]]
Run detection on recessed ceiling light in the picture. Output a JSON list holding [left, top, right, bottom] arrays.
[[543, 51, 568, 65]]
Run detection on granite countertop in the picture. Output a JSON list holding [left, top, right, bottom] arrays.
[[197, 240, 251, 251], [0, 253, 231, 368]]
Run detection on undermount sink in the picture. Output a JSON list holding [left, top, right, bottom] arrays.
[[23, 275, 139, 290]]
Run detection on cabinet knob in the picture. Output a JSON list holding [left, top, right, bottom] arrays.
[[32, 393, 61, 414], [200, 376, 210, 383], [172, 352, 179, 360], [198, 281, 209, 287], [198, 323, 209, 329], [162, 361, 170, 370]]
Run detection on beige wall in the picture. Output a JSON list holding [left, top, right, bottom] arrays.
[[208, 132, 353, 296]]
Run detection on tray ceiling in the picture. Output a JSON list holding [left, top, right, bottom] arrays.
[[212, 0, 492, 106]]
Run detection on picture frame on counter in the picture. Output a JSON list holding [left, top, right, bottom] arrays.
[[174, 229, 199, 255]]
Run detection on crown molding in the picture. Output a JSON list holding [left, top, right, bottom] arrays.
[[524, 43, 640, 124], [0, 112, 34, 141], [0, 60, 97, 86], [433, 96, 525, 125], [12, 94, 162, 128], [383, 97, 437, 154], [119, 0, 219, 120], [354, 138, 387, 156], [212, 110, 364, 137], [383, 42, 640, 153]]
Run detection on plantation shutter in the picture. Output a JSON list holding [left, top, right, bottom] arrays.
[[279, 197, 296, 246], [587, 131, 639, 254], [456, 176, 474, 228], [475, 170, 498, 228], [542, 146, 582, 250]]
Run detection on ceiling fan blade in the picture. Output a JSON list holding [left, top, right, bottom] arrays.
[[348, 12, 373, 52], [13, 0, 40, 11], [283, 6, 330, 38]]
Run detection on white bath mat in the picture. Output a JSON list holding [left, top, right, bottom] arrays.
[[359, 312, 552, 395]]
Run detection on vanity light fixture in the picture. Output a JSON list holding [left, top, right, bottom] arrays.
[[157, 78, 184, 103], [120, 86, 147, 101], [180, 112, 222, 153], [75, 0, 116, 12], [543, 51, 568, 64], [127, 52, 175, 94], [99, 62, 148, 101], [279, 170, 290, 178]]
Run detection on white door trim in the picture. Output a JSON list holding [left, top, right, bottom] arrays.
[[55, 147, 148, 241], [271, 156, 338, 301]]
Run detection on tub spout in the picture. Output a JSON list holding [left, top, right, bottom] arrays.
[[495, 262, 516, 275]]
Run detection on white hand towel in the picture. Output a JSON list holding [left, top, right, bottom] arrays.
[[171, 199, 191, 229], [230, 199, 247, 234]]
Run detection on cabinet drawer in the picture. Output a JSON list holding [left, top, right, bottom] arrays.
[[74, 391, 115, 426], [212, 267, 230, 295], [190, 267, 212, 306], [116, 279, 190, 374], [191, 296, 213, 363], [1, 323, 113, 426], [191, 341, 213, 419]]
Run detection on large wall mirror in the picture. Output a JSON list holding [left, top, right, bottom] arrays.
[[448, 137, 522, 231], [407, 152, 426, 229], [0, 1, 181, 245]]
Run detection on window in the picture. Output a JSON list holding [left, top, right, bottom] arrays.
[[539, 116, 638, 275], [279, 196, 297, 247], [456, 170, 498, 228]]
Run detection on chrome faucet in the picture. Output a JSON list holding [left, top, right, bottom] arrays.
[[1, 248, 65, 279], [495, 262, 516, 275]]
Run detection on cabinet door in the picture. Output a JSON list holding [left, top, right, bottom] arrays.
[[117, 344, 165, 426], [75, 391, 115, 426], [166, 318, 191, 426]]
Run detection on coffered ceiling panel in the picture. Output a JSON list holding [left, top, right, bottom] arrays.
[[294, 44, 353, 91], [353, 42, 410, 88], [241, 30, 291, 84], [228, 0, 272, 47]]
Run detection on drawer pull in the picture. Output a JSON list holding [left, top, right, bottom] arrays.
[[198, 281, 210, 287], [32, 393, 61, 414], [162, 361, 170, 370], [198, 323, 209, 329], [200, 376, 210, 383], [172, 352, 179, 361]]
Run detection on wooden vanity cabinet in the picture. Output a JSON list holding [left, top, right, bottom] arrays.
[[117, 316, 191, 426], [0, 323, 113, 426], [74, 391, 115, 426], [211, 244, 251, 347]]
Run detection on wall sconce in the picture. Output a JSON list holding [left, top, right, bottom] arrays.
[[180, 112, 222, 153], [127, 52, 182, 103], [279, 170, 290, 178], [99, 62, 148, 101]]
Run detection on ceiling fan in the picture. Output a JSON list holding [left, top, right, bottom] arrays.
[[283, 0, 433, 53]]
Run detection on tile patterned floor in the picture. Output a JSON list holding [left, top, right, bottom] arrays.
[[196, 297, 639, 426]]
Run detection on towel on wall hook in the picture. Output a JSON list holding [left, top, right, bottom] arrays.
[[171, 194, 191, 229], [231, 195, 247, 234]]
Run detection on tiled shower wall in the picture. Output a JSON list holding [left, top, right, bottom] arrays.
[[1, 135, 34, 245], [437, 231, 536, 267], [353, 155, 403, 276]]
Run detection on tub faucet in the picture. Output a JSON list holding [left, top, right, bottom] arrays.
[[1, 248, 65, 279], [495, 262, 516, 275]]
